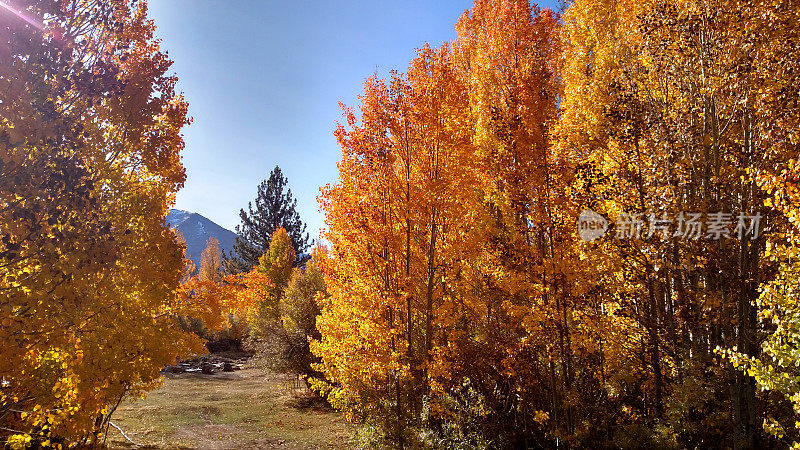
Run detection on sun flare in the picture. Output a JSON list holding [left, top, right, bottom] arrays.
[[0, 0, 43, 30]]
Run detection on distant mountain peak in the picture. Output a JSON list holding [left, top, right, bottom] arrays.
[[166, 209, 192, 226], [166, 209, 237, 270]]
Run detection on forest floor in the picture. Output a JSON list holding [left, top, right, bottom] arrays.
[[105, 362, 354, 449]]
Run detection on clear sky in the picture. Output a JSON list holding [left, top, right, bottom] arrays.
[[147, 0, 558, 240]]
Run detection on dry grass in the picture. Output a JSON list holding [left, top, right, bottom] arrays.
[[105, 367, 353, 449]]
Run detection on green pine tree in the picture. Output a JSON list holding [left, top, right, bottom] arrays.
[[224, 166, 310, 273]]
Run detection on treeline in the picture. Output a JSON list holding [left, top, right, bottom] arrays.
[[181, 166, 324, 381], [311, 0, 800, 449], [4, 0, 800, 448]]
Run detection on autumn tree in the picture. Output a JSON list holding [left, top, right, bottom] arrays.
[[448, 1, 589, 446], [721, 0, 800, 446], [225, 166, 310, 273], [0, 0, 208, 446], [238, 227, 294, 339], [312, 0, 798, 446], [259, 228, 295, 301], [199, 237, 223, 284], [254, 249, 326, 378], [224, 228, 325, 378], [557, 0, 799, 446], [176, 237, 228, 342], [311, 0, 581, 445]]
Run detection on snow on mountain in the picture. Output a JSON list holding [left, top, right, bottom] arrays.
[[166, 209, 237, 271]]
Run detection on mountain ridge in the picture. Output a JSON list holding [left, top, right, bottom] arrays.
[[166, 209, 237, 271]]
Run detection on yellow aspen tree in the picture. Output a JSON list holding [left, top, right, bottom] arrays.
[[0, 1, 213, 445], [199, 238, 223, 284], [559, 0, 795, 446]]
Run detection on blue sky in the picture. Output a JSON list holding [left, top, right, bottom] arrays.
[[148, 0, 558, 240]]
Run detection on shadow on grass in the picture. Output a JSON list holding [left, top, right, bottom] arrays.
[[285, 392, 335, 413]]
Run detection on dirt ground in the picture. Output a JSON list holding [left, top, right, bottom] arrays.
[[105, 367, 353, 449]]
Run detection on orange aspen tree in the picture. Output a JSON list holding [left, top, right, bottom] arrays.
[[313, 41, 481, 446], [451, 0, 597, 445], [199, 238, 223, 284]]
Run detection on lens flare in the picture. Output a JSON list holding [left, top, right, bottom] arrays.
[[0, 0, 44, 30]]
